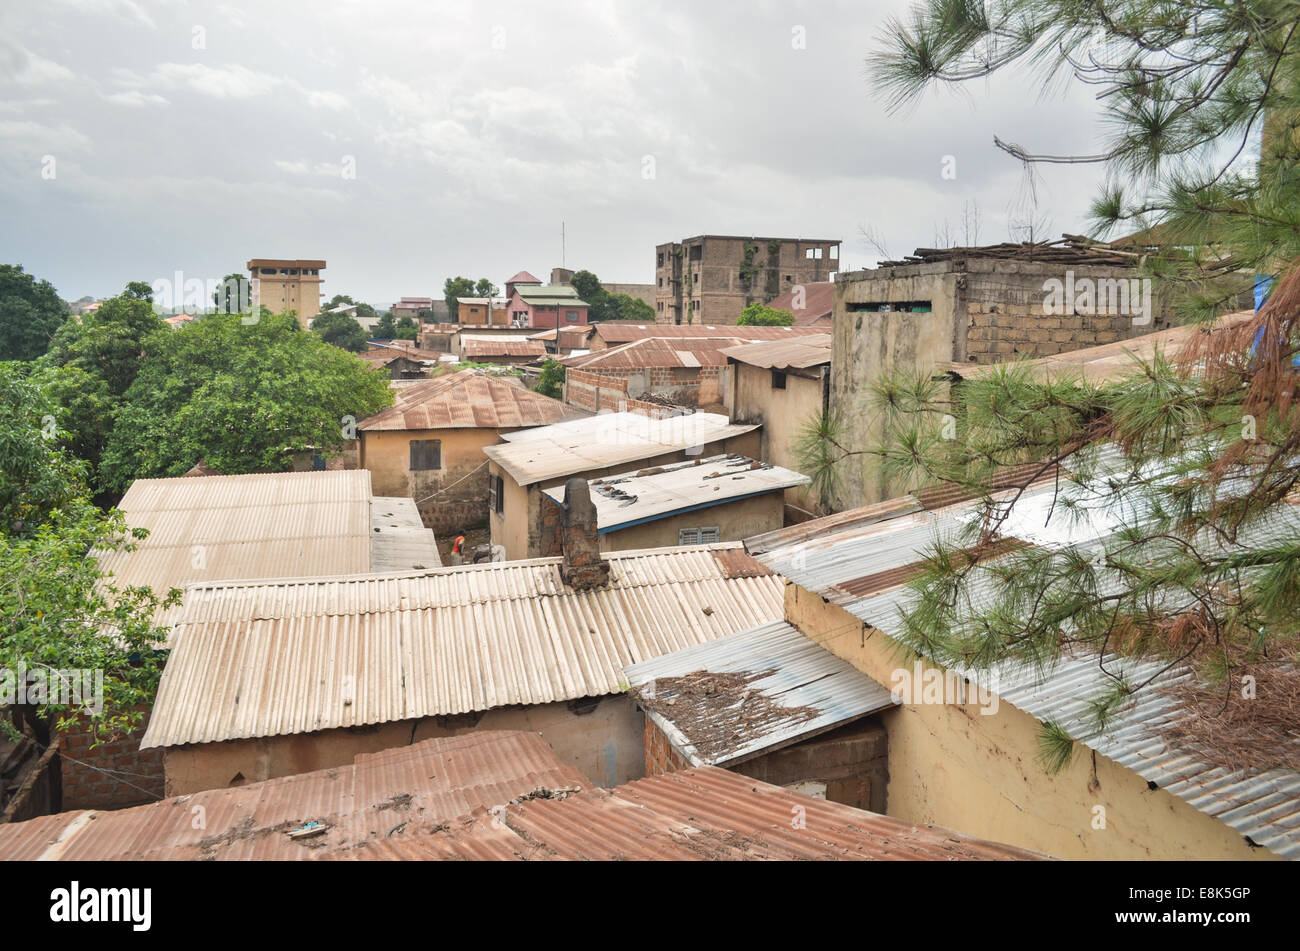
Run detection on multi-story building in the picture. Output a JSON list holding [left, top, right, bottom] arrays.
[[654, 235, 841, 325], [246, 258, 325, 326]]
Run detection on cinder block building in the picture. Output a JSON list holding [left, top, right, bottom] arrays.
[[654, 235, 841, 325], [830, 240, 1174, 510]]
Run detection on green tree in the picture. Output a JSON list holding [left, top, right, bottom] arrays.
[[0, 265, 69, 362], [445, 276, 498, 321], [803, 0, 1300, 770], [212, 273, 250, 314], [569, 270, 603, 305], [312, 311, 369, 352], [736, 302, 795, 326], [535, 358, 566, 399], [99, 312, 392, 489], [0, 363, 174, 753], [324, 293, 379, 322], [394, 315, 419, 340], [372, 312, 398, 338]]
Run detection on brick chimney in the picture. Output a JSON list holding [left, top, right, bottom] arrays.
[[560, 476, 609, 589]]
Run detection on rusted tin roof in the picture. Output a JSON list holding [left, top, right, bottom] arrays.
[[590, 323, 828, 346], [721, 334, 832, 370], [358, 369, 586, 431], [624, 621, 897, 767], [462, 339, 547, 359], [95, 470, 374, 634], [563, 337, 744, 370], [764, 281, 835, 326], [0, 731, 1045, 861], [0, 732, 587, 860], [140, 543, 785, 749]]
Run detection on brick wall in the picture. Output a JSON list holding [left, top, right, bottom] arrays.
[[59, 712, 164, 811], [418, 497, 486, 535], [643, 716, 692, 776], [564, 368, 676, 416], [538, 495, 564, 557]]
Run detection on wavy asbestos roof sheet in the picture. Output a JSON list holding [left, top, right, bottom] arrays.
[[485, 411, 760, 486], [721, 334, 833, 370], [0, 731, 1044, 861], [0, 732, 588, 861], [542, 454, 809, 532], [95, 470, 374, 633], [623, 621, 896, 766], [140, 543, 785, 749], [752, 483, 1300, 860], [358, 369, 585, 431]]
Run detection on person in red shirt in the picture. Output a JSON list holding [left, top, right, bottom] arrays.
[[450, 533, 467, 565]]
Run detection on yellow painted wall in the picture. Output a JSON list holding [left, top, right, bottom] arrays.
[[784, 582, 1282, 861], [361, 427, 502, 499], [732, 362, 823, 513]]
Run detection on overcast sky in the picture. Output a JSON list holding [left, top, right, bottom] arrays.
[[0, 0, 1116, 305]]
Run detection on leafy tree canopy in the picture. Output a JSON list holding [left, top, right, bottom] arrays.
[[568, 271, 655, 322], [535, 358, 566, 399], [0, 264, 69, 362], [444, 276, 498, 321], [99, 312, 392, 489], [312, 311, 369, 352], [737, 302, 795, 326]]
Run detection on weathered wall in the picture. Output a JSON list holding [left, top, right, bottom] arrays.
[[491, 430, 761, 560], [361, 427, 503, 533], [783, 582, 1281, 860], [597, 492, 783, 552], [162, 693, 646, 797], [830, 259, 1172, 510], [732, 361, 824, 513], [60, 711, 165, 811], [564, 368, 678, 416]]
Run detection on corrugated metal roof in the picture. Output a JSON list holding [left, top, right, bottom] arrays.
[[722, 334, 833, 370], [96, 471, 374, 632], [462, 339, 548, 359], [945, 311, 1254, 384], [358, 369, 586, 431], [542, 454, 809, 532], [591, 324, 829, 346], [623, 621, 896, 767], [485, 412, 760, 486], [0, 732, 587, 861], [370, 497, 441, 571], [764, 282, 835, 325], [140, 543, 785, 749], [564, 337, 745, 371], [0, 730, 1044, 861], [358, 344, 444, 364], [752, 483, 1300, 860]]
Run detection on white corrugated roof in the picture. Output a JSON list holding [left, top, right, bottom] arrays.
[[543, 454, 809, 532], [486, 412, 760, 486], [141, 543, 785, 749]]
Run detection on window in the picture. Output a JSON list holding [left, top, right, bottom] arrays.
[[260, 268, 276, 275], [679, 526, 720, 546], [566, 310, 579, 322], [772, 370, 787, 389], [657, 253, 664, 266], [489, 474, 504, 515], [805, 248, 823, 260], [409, 438, 441, 471]]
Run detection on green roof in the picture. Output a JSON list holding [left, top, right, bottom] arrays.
[[517, 285, 582, 299]]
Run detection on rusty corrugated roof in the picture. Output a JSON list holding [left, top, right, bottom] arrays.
[[591, 324, 829, 346], [140, 543, 786, 749], [358, 369, 586, 431], [721, 334, 832, 370], [0, 731, 1045, 861], [0, 732, 587, 861], [764, 282, 835, 325], [563, 337, 744, 370], [462, 339, 547, 359]]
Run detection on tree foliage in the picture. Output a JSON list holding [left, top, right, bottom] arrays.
[[535, 358, 566, 399], [444, 276, 498, 321], [312, 311, 369, 352], [827, 0, 1300, 768], [568, 270, 655, 321], [736, 302, 795, 326], [0, 264, 68, 362], [99, 312, 392, 489], [0, 363, 174, 749]]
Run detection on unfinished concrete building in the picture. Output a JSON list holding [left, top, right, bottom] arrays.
[[830, 239, 1174, 510], [655, 235, 841, 325]]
